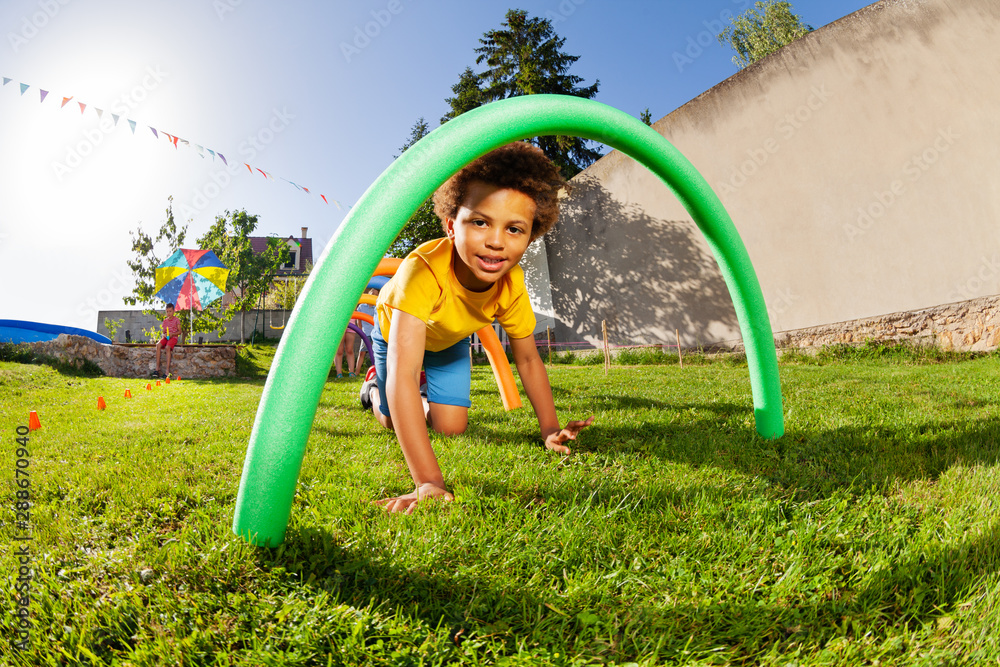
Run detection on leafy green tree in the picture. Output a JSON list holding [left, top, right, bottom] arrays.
[[387, 118, 446, 259], [442, 9, 602, 178], [125, 196, 187, 310], [265, 263, 311, 310], [197, 210, 290, 343], [640, 108, 653, 126], [124, 197, 212, 341], [717, 1, 813, 69]]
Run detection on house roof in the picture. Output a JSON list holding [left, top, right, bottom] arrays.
[[249, 235, 313, 275]]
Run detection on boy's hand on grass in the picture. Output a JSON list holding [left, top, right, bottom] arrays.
[[543, 416, 595, 455], [373, 483, 453, 514]]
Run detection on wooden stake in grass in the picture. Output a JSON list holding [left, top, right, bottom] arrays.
[[602, 320, 610, 375], [676, 328, 683, 368], [546, 326, 552, 366]]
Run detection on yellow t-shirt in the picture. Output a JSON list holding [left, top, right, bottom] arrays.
[[376, 238, 536, 352]]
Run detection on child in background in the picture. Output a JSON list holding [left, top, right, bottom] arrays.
[[355, 287, 378, 372], [154, 303, 181, 378], [333, 322, 359, 379], [360, 142, 593, 513]]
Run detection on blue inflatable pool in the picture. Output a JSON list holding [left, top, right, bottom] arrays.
[[0, 320, 112, 345]]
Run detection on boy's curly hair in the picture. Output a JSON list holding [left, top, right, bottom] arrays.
[[433, 142, 568, 242]]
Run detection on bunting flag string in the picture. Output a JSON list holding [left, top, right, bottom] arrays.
[[2, 72, 346, 210]]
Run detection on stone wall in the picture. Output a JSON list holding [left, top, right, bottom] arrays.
[[29, 335, 237, 378], [771, 296, 1000, 353]]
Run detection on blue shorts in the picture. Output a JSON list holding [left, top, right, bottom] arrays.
[[371, 319, 471, 418]]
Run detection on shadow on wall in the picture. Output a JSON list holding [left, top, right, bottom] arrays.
[[546, 176, 739, 348]]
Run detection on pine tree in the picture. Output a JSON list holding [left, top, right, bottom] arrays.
[[442, 9, 602, 178], [386, 118, 446, 259]]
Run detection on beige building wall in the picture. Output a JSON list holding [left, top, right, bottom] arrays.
[[547, 0, 1000, 348]]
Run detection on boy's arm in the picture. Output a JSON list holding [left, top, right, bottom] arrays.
[[375, 310, 451, 513], [510, 334, 593, 454]]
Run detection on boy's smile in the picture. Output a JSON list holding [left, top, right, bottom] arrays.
[[446, 180, 535, 292]]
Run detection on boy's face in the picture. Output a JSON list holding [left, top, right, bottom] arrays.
[[446, 180, 535, 292], [165, 306, 174, 317]]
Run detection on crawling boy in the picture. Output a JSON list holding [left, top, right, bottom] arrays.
[[360, 142, 593, 513]]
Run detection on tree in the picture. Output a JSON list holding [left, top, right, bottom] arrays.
[[717, 1, 813, 69], [441, 9, 602, 179], [125, 196, 187, 310], [265, 263, 311, 310], [386, 118, 446, 258], [197, 210, 290, 343], [442, 68, 487, 123], [640, 108, 653, 126], [124, 197, 217, 341]]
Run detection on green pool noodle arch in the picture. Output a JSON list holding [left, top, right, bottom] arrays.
[[233, 94, 784, 547]]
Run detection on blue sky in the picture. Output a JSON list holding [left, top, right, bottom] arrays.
[[0, 0, 872, 331]]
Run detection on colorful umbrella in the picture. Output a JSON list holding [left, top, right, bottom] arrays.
[[154, 249, 229, 310]]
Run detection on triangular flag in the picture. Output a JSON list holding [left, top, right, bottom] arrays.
[[2, 77, 11, 86], [303, 187, 310, 194], [170, 135, 179, 148], [19, 83, 29, 95], [217, 153, 227, 166], [39, 90, 48, 103], [149, 127, 158, 138], [256, 168, 268, 179], [244, 163, 252, 173], [320, 195, 329, 204], [207, 149, 215, 159], [78, 102, 86, 114], [95, 108, 103, 120], [128, 119, 136, 133], [61, 96, 72, 108], [195, 144, 205, 157], [112, 113, 120, 125], [334, 200, 343, 210]]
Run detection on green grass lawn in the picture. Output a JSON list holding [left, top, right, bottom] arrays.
[[2, 348, 999, 666]]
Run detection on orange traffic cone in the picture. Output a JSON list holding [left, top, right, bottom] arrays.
[[155, 381, 161, 387], [28, 411, 41, 430], [146, 383, 152, 391], [175, 376, 181, 381], [165, 378, 170, 384], [124, 389, 132, 399], [97, 397, 107, 410]]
